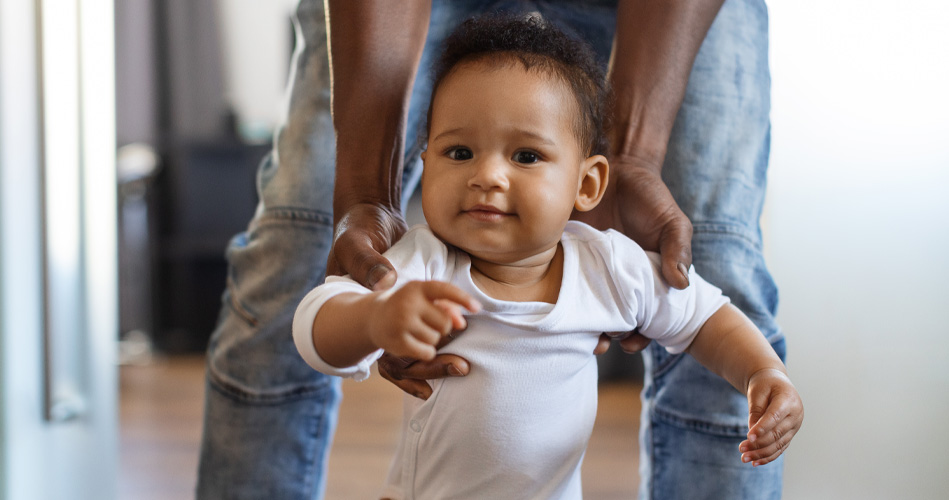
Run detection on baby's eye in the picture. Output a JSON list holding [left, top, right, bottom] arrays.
[[513, 151, 540, 164], [446, 147, 473, 161]]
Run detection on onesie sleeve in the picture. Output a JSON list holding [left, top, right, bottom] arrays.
[[607, 230, 729, 354], [291, 225, 450, 380], [292, 276, 384, 381]]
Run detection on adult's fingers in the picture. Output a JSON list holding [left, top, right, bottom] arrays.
[[593, 334, 611, 355], [329, 203, 407, 289], [617, 332, 652, 353], [334, 229, 398, 290], [396, 353, 470, 379], [609, 163, 693, 289], [658, 215, 693, 290], [377, 353, 470, 400], [378, 355, 435, 400]]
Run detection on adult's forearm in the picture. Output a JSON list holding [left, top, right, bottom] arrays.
[[610, 0, 725, 171], [326, 0, 431, 217]]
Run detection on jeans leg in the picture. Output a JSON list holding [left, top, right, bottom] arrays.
[[638, 0, 786, 498], [196, 1, 342, 498], [198, 0, 517, 497]]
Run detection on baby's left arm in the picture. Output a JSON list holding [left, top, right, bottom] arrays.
[[686, 304, 804, 467]]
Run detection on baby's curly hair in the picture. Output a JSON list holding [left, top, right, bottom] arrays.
[[425, 13, 611, 157]]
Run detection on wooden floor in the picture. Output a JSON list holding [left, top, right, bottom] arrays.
[[120, 355, 642, 499]]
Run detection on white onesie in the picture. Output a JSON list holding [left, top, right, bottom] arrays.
[[293, 221, 728, 499]]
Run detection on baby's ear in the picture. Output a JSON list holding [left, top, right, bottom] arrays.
[[575, 155, 609, 212]]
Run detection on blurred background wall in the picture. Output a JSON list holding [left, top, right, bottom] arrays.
[[768, 1, 949, 498], [114, 0, 294, 354]]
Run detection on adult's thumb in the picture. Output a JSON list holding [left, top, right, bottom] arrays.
[[336, 232, 397, 290], [658, 217, 693, 290]]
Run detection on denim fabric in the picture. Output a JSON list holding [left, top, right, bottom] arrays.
[[196, 1, 342, 497], [197, 0, 784, 498], [639, 0, 785, 498]]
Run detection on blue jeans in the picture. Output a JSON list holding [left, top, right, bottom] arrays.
[[196, 0, 784, 498]]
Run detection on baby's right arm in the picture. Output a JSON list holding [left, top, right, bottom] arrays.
[[311, 281, 481, 369], [686, 304, 804, 467]]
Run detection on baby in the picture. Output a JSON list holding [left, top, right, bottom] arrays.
[[293, 14, 803, 500]]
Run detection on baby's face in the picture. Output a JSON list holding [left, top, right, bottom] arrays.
[[421, 61, 588, 265]]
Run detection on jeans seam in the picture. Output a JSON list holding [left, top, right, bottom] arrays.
[[225, 207, 333, 328], [224, 276, 259, 327], [652, 405, 748, 438], [647, 406, 658, 500], [691, 221, 762, 251], [254, 207, 334, 227], [206, 367, 336, 404], [302, 405, 325, 498], [651, 351, 684, 379]]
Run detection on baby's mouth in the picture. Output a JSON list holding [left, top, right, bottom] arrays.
[[464, 204, 512, 221]]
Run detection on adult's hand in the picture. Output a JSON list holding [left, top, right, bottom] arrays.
[[378, 317, 471, 400], [327, 202, 407, 290], [576, 0, 723, 354], [574, 155, 692, 290], [377, 351, 470, 400], [328, 202, 472, 398], [575, 155, 693, 354]]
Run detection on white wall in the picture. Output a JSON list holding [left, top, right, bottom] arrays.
[[216, 0, 297, 142], [767, 2, 949, 498]]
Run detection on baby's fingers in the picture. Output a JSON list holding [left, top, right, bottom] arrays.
[[741, 388, 803, 466], [432, 299, 467, 331], [422, 281, 482, 314], [740, 421, 799, 466], [392, 331, 438, 362], [747, 391, 803, 445]]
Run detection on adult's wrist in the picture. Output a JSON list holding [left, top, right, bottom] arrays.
[[331, 192, 403, 228], [333, 177, 402, 218], [607, 0, 726, 174], [606, 139, 668, 186], [608, 91, 671, 174], [332, 149, 404, 218]]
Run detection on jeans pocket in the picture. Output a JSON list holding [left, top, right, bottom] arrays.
[[222, 233, 259, 328]]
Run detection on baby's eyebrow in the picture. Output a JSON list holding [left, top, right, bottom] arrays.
[[431, 127, 557, 147], [431, 128, 465, 143], [511, 129, 556, 147]]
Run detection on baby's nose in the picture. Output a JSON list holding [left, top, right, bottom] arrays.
[[467, 157, 510, 191]]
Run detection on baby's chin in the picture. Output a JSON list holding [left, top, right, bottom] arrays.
[[428, 225, 560, 266], [430, 230, 499, 263], [430, 230, 483, 261]]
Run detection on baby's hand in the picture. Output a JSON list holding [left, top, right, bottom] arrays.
[[740, 368, 804, 467], [368, 281, 481, 361]]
